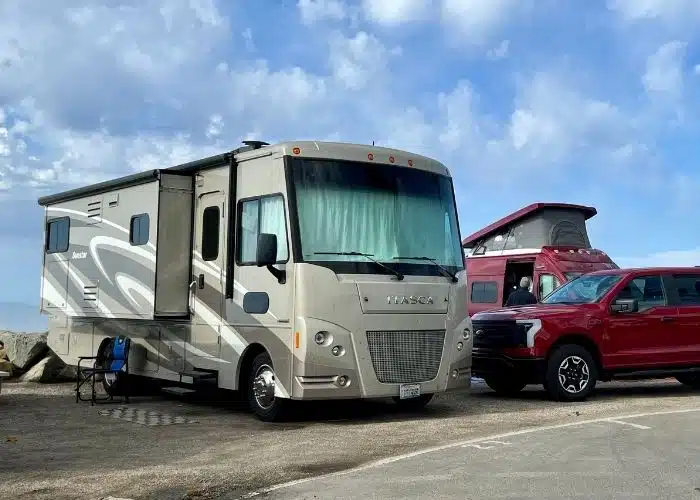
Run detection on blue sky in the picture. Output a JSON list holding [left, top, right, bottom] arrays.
[[0, 0, 699, 329]]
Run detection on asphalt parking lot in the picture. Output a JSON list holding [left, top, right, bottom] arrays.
[[2, 378, 700, 500]]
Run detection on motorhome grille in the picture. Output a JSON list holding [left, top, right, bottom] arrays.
[[366, 330, 445, 384]]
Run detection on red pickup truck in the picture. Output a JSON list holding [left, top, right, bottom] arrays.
[[470, 267, 700, 401]]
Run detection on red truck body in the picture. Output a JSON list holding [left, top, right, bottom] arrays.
[[470, 267, 700, 401], [462, 202, 618, 316]]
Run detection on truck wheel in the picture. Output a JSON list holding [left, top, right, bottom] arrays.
[[545, 344, 598, 402], [675, 373, 700, 389], [483, 375, 527, 396], [247, 351, 291, 422], [392, 393, 434, 410]]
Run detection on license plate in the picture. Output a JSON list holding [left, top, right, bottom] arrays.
[[399, 383, 421, 400]]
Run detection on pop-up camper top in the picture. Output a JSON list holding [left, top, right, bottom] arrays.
[[462, 202, 619, 315], [37, 140, 473, 421]]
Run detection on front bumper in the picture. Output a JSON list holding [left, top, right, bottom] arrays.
[[472, 347, 545, 384]]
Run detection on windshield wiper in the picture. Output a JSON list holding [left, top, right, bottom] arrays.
[[393, 256, 458, 283], [314, 251, 404, 281]]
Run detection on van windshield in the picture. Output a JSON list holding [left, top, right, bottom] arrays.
[[541, 273, 622, 304], [288, 157, 464, 277]]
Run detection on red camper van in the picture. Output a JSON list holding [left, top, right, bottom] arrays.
[[463, 203, 619, 316]]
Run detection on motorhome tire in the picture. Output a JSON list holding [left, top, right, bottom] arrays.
[[247, 351, 290, 422], [675, 373, 700, 389], [545, 344, 597, 401], [392, 393, 433, 410], [483, 375, 527, 396]]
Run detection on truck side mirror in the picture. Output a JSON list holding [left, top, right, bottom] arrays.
[[610, 298, 638, 314], [255, 233, 286, 284], [256, 233, 278, 267]]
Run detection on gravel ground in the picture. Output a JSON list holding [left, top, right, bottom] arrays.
[[1, 378, 699, 500]]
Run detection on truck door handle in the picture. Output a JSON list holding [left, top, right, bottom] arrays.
[[198, 274, 205, 289], [661, 316, 674, 323]]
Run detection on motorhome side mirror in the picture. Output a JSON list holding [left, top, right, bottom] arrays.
[[256, 233, 277, 267], [610, 298, 638, 314]]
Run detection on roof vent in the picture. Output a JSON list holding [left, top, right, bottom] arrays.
[[242, 140, 270, 150]]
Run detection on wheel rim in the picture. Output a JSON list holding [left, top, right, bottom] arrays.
[[253, 364, 276, 410], [558, 355, 590, 394]]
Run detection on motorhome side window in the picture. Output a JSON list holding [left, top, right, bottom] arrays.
[[471, 281, 498, 303], [238, 194, 288, 265], [129, 214, 150, 246], [201, 206, 220, 261], [46, 217, 70, 253]]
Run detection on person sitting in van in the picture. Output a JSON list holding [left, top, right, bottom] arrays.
[[505, 277, 538, 306]]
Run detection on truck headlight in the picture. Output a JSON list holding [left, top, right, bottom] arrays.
[[516, 319, 542, 348]]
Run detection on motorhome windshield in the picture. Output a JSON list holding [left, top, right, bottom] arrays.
[[541, 273, 622, 304], [288, 157, 464, 278]]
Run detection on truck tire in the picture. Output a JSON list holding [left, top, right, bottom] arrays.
[[544, 344, 598, 402], [247, 351, 291, 422], [675, 373, 700, 389], [483, 375, 527, 396]]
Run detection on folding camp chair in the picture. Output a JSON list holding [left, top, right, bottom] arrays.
[[76, 335, 131, 405]]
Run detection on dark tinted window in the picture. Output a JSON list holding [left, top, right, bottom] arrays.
[[46, 217, 70, 253], [471, 281, 498, 303], [615, 274, 666, 311], [673, 274, 700, 305], [202, 206, 220, 261], [129, 214, 150, 246]]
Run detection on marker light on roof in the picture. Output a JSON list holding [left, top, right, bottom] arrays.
[[368, 153, 374, 160], [554, 249, 559, 253], [292, 147, 301, 155], [389, 155, 395, 163], [569, 250, 574, 253]]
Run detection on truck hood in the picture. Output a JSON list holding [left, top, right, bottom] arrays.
[[472, 303, 589, 321]]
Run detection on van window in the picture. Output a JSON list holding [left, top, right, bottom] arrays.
[[614, 274, 666, 311], [539, 274, 561, 299], [46, 217, 70, 253], [672, 274, 700, 305], [238, 194, 289, 265], [471, 281, 498, 303], [201, 206, 220, 261]]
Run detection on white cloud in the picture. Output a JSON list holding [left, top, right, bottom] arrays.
[[361, 0, 430, 25], [328, 31, 394, 90], [486, 40, 510, 60], [607, 0, 700, 23], [298, 0, 347, 25], [441, 0, 516, 44], [642, 40, 687, 97], [615, 248, 700, 268]]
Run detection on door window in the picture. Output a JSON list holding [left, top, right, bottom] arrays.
[[614, 274, 667, 311], [538, 274, 561, 299], [237, 194, 289, 265], [672, 274, 700, 306], [201, 206, 220, 261]]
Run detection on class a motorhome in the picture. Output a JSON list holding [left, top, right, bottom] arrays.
[[38, 140, 473, 421], [462, 202, 619, 316]]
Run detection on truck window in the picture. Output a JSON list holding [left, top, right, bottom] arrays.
[[129, 213, 150, 246], [539, 274, 561, 299], [614, 274, 666, 311], [471, 281, 498, 303], [237, 194, 289, 265], [201, 206, 220, 261], [672, 274, 700, 305], [46, 217, 70, 253]]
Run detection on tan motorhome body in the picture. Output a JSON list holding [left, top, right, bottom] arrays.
[[38, 140, 472, 420]]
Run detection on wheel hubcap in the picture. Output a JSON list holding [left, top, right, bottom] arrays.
[[558, 355, 590, 394], [253, 364, 276, 409]]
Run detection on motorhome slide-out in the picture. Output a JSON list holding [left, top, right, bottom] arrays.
[[462, 202, 619, 316], [37, 140, 473, 421]]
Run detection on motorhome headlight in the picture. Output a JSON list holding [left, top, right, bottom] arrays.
[[314, 331, 329, 345], [337, 375, 349, 387], [457, 342, 463, 351], [331, 345, 345, 357], [451, 369, 459, 379], [463, 328, 471, 341]]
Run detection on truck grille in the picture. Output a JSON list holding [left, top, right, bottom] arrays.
[[366, 330, 445, 384], [472, 320, 526, 348]]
